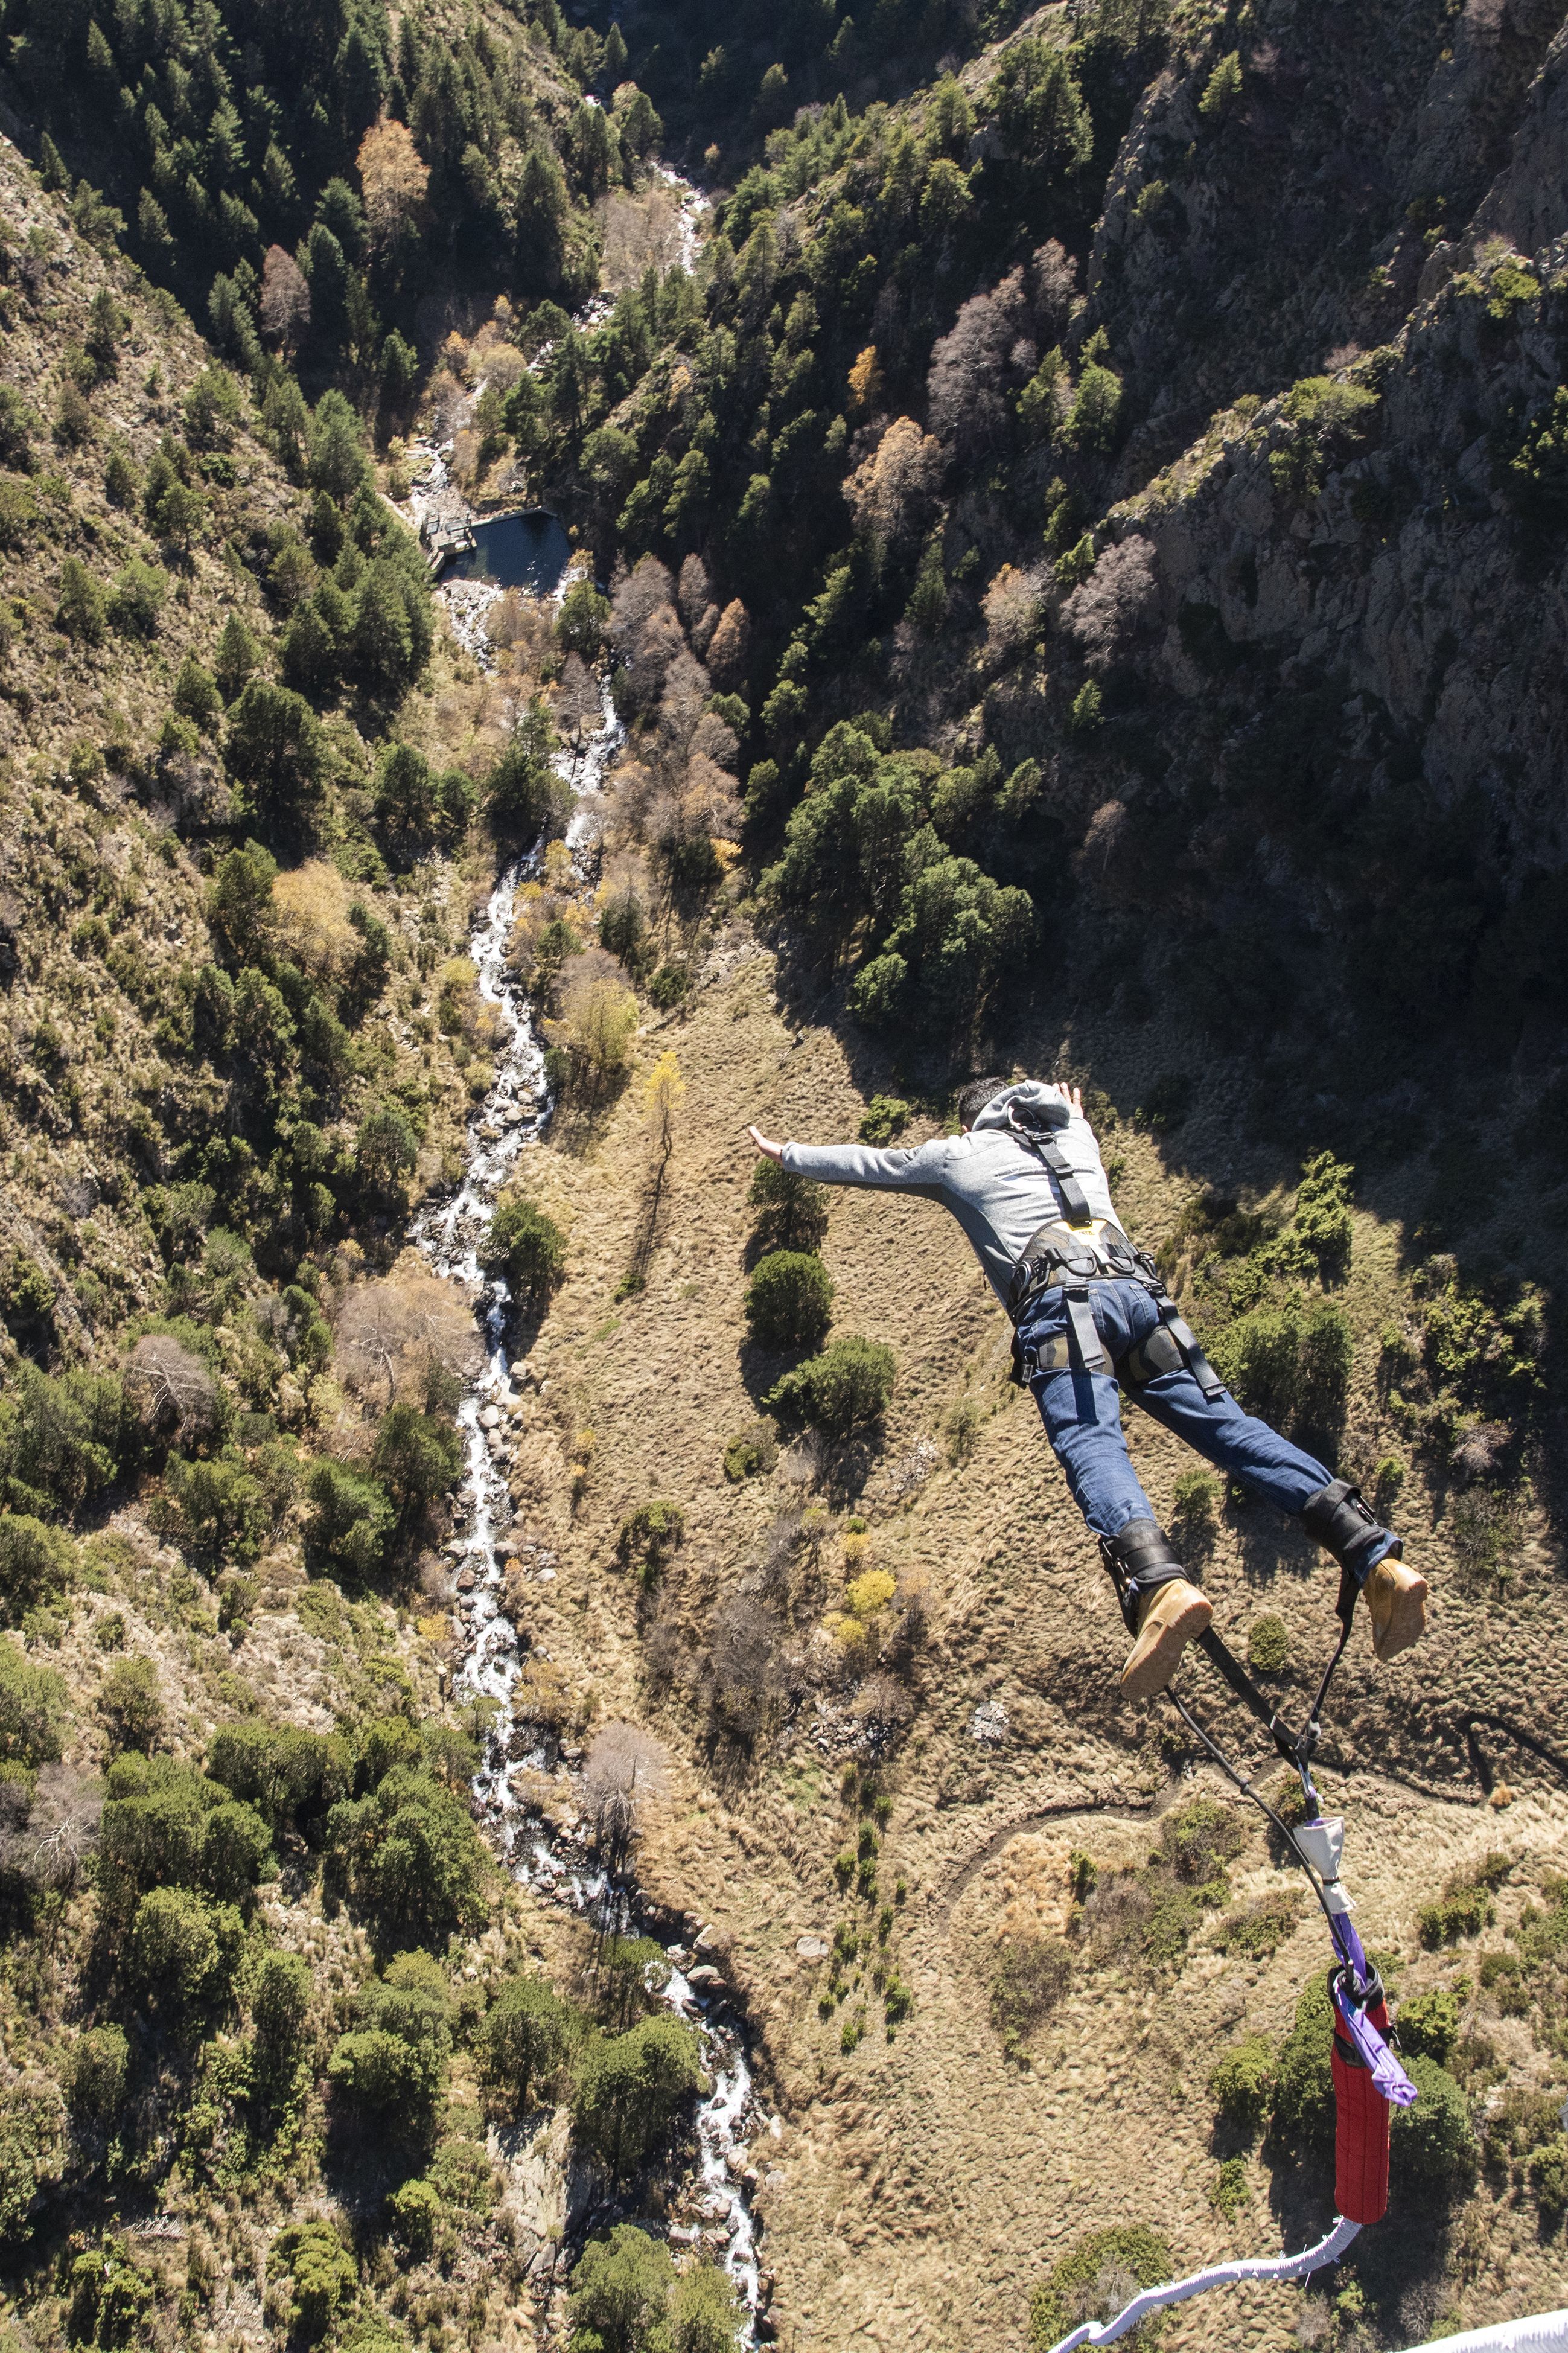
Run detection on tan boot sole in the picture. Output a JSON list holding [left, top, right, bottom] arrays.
[[1367, 1560, 1427, 1663], [1121, 1579, 1212, 1700]]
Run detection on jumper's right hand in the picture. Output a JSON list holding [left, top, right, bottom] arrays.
[[1045, 1083, 1083, 1115], [748, 1125, 785, 1163]]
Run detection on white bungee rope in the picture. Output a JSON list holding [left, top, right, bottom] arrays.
[[1042, 2214, 1363, 2351], [1400, 2317, 1568, 2353]]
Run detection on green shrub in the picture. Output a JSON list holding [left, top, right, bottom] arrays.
[[616, 1500, 685, 1581], [1029, 2225, 1173, 2348], [0, 1514, 74, 1623], [1213, 1889, 1302, 1959], [127, 1886, 244, 2014], [388, 2175, 444, 2261], [252, 1949, 312, 2084], [744, 1249, 834, 1352], [164, 1451, 266, 1562], [567, 2223, 675, 2350], [990, 1935, 1071, 2056], [98, 1656, 164, 1754], [1247, 1615, 1289, 1673], [1397, 1984, 1463, 2064], [1170, 1467, 1218, 1546], [200, 1796, 275, 1903], [1199, 49, 1241, 118], [65, 2235, 151, 2342], [481, 1195, 567, 1309], [57, 557, 107, 642], [722, 1423, 777, 1482], [373, 1404, 462, 1525], [323, 1768, 488, 1958], [477, 1975, 577, 2118], [1209, 1304, 1303, 1426], [1161, 1797, 1245, 1883], [1391, 2054, 1477, 2194], [746, 1157, 827, 1253], [1209, 2034, 1276, 2131], [1528, 2137, 1568, 2220], [275, 2219, 357, 2346], [328, 1953, 453, 2141], [0, 1635, 67, 1764], [1419, 1878, 1496, 1947], [669, 2262, 745, 2353], [207, 1719, 351, 1841], [63, 2026, 129, 2133], [352, 1105, 418, 1207], [766, 1335, 896, 1438], [1210, 2154, 1249, 2221], [107, 557, 165, 636], [571, 2013, 703, 2181], [305, 1459, 393, 1579], [1270, 1970, 1335, 2151], [859, 1095, 910, 1145]]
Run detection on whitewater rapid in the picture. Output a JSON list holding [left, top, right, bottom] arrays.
[[410, 696, 763, 2334]]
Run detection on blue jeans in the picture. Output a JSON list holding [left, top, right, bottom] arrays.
[[1019, 1279, 1396, 1582]]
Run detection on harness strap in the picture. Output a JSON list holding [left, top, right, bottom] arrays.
[[1006, 1104, 1095, 1228]]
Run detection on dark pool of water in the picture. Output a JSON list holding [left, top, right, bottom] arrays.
[[444, 511, 572, 592]]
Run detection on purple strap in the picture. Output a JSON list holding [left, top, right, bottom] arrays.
[[1331, 1973, 1418, 2107]]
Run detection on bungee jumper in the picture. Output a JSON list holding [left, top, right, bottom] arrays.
[[748, 1076, 1429, 1698], [747, 1079, 1470, 2340]]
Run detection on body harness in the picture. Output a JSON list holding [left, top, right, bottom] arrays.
[[1000, 1099, 1400, 1797]]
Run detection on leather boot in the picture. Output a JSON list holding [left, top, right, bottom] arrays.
[[1363, 1556, 1427, 1662], [1121, 1577, 1212, 1700]]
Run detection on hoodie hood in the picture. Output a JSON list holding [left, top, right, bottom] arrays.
[[969, 1080, 1071, 1134]]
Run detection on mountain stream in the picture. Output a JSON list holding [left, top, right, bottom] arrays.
[[410, 705, 766, 2339]]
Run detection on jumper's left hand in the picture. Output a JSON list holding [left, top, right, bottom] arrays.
[[1046, 1083, 1083, 1115]]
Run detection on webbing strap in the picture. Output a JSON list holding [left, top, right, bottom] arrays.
[[1063, 1287, 1107, 1375], [1191, 1560, 1359, 1783], [1156, 1300, 1226, 1402], [1007, 1107, 1095, 1227]]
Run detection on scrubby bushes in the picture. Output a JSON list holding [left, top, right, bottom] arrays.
[[766, 1336, 896, 1438], [328, 1951, 453, 2146], [571, 2013, 703, 2182], [744, 1250, 833, 1351], [568, 2225, 742, 2353], [746, 1158, 827, 1254], [128, 1885, 244, 2016], [481, 1195, 566, 1309], [1392, 2055, 1478, 2192], [616, 1501, 685, 1582], [1209, 2034, 1276, 2131], [477, 1975, 578, 2118], [323, 1758, 488, 1959], [1030, 2226, 1174, 2349]]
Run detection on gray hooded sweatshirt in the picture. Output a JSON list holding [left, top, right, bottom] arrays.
[[780, 1081, 1121, 1307]]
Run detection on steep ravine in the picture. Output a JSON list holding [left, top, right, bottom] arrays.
[[411, 704, 770, 2340]]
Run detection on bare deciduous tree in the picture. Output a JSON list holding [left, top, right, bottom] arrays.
[[710, 1594, 783, 1717], [584, 1722, 668, 1868], [259, 245, 311, 356], [357, 119, 430, 251], [125, 1335, 220, 1441], [335, 1265, 482, 1404], [846, 416, 943, 553], [926, 267, 1032, 450], [705, 599, 750, 686], [1063, 538, 1160, 674]]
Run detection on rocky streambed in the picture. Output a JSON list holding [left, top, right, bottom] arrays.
[[411, 729, 774, 2340]]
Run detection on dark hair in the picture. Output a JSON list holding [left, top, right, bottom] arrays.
[[957, 1075, 1012, 1128]]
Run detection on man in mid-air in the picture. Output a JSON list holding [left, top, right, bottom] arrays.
[[748, 1078, 1427, 1699]]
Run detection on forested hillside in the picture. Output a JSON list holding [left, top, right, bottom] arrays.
[[0, 0, 1566, 2349]]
